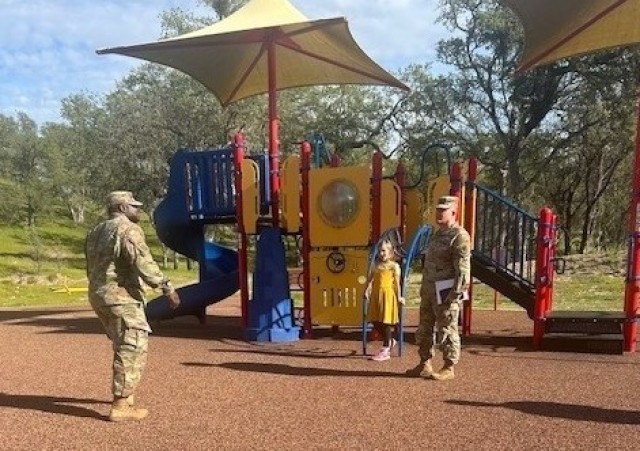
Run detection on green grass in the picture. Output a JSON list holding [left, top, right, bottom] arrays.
[[0, 220, 630, 312], [0, 220, 198, 308], [469, 274, 625, 312], [401, 273, 626, 312]]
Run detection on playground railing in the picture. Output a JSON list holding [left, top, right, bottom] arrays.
[[180, 147, 271, 219], [470, 182, 538, 288]]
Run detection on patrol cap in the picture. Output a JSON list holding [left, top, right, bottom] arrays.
[[107, 191, 143, 209], [436, 195, 458, 210]]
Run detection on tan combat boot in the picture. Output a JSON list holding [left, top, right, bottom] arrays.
[[431, 364, 455, 381], [404, 359, 433, 378], [109, 397, 149, 422]]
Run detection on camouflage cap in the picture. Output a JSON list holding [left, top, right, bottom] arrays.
[[107, 191, 143, 209], [436, 195, 458, 210]]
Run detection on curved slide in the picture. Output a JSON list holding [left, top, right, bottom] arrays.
[[145, 151, 240, 320]]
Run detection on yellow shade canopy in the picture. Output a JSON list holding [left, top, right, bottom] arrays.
[[503, 0, 640, 72], [97, 0, 408, 106]]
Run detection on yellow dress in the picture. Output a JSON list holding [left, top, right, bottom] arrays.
[[367, 261, 400, 325]]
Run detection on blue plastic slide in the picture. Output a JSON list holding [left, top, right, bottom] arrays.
[[144, 150, 240, 320], [145, 242, 239, 321]]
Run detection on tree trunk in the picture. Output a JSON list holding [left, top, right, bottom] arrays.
[[70, 205, 85, 224]]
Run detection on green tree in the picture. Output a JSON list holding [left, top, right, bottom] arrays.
[[5, 114, 52, 225]]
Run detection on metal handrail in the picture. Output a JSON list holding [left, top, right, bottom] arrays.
[[470, 182, 538, 287]]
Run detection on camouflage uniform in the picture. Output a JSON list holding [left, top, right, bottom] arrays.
[[416, 217, 471, 367], [85, 191, 172, 398]]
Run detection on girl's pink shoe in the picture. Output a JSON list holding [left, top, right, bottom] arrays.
[[370, 347, 390, 361]]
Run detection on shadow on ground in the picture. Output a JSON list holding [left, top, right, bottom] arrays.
[[0, 309, 81, 323], [0, 310, 246, 340], [446, 399, 640, 425], [204, 344, 359, 359], [183, 361, 409, 378], [0, 392, 107, 419]]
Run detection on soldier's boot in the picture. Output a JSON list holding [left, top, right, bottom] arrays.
[[431, 364, 455, 381], [404, 359, 433, 378], [109, 397, 149, 422]]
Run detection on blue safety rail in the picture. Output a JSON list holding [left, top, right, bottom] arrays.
[[176, 147, 270, 220], [362, 225, 432, 357], [399, 225, 433, 355], [471, 182, 538, 287], [308, 132, 330, 168]]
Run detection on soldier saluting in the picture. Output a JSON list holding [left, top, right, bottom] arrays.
[[85, 191, 181, 421], [406, 195, 471, 381]]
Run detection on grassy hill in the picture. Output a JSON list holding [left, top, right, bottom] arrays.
[[0, 219, 198, 308], [0, 219, 628, 312]]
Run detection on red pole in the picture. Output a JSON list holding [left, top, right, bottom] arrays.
[[267, 40, 280, 228], [623, 86, 640, 352], [534, 207, 554, 350], [233, 133, 249, 327], [463, 157, 478, 335], [371, 152, 383, 243], [301, 141, 312, 338], [547, 213, 558, 313], [450, 162, 463, 198]]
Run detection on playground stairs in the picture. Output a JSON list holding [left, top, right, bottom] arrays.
[[471, 254, 535, 318], [542, 311, 625, 354]]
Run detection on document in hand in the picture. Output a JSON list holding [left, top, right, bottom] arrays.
[[435, 278, 469, 305]]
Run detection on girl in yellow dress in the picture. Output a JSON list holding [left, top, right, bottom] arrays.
[[365, 240, 405, 361]]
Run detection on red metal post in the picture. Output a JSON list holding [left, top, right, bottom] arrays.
[[623, 86, 640, 352], [395, 162, 406, 242], [267, 40, 280, 228], [233, 133, 249, 327], [462, 157, 478, 335], [450, 162, 463, 199], [371, 152, 383, 244], [547, 213, 558, 313], [534, 207, 554, 350], [301, 142, 312, 338]]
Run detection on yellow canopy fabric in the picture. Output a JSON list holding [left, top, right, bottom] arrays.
[[97, 0, 408, 106], [503, 0, 640, 71]]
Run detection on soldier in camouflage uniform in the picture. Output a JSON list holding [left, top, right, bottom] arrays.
[[85, 191, 181, 422], [406, 195, 471, 381]]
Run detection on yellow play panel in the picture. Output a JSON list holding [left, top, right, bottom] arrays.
[[308, 249, 369, 326]]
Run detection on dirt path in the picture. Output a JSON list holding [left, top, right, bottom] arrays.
[[1, 298, 639, 449]]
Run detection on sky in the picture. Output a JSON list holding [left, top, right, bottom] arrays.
[[0, 0, 448, 126]]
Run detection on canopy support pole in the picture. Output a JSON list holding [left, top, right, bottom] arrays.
[[624, 81, 640, 352], [268, 38, 280, 228]]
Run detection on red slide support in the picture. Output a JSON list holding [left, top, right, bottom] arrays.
[[623, 88, 640, 352], [462, 158, 478, 336], [533, 207, 555, 350]]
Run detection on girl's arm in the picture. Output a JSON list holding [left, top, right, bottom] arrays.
[[394, 262, 405, 304], [363, 268, 374, 299]]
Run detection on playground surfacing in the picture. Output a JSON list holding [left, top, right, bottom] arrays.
[[1, 297, 639, 450]]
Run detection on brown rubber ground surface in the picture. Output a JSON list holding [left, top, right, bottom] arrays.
[[1, 297, 639, 450]]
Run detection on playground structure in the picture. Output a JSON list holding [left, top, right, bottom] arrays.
[[146, 135, 455, 348], [144, 131, 639, 354], [99, 0, 639, 355]]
